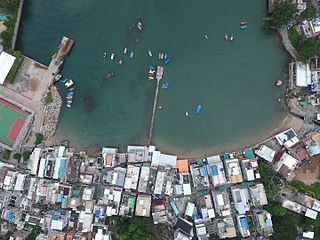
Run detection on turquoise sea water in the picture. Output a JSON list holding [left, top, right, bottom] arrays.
[[17, 0, 287, 156]]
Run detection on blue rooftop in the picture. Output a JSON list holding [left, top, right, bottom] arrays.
[[244, 148, 255, 159], [58, 159, 67, 179], [211, 165, 218, 176]]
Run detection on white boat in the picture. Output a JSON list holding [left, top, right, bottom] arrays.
[[204, 34, 208, 40], [110, 53, 115, 60], [54, 74, 62, 82], [158, 53, 161, 59], [230, 34, 234, 41], [118, 59, 123, 65], [224, 33, 228, 41], [185, 112, 189, 116], [123, 48, 127, 54], [160, 53, 164, 60], [148, 50, 152, 57], [164, 53, 167, 59], [103, 52, 107, 57]]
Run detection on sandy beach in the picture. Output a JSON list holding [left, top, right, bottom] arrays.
[[154, 114, 304, 159]]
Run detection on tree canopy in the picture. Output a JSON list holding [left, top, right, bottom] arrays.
[[272, 0, 297, 28]]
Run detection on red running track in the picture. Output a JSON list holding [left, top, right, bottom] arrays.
[[8, 118, 25, 141]]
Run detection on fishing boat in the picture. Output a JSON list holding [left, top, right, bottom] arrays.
[[224, 33, 228, 41], [68, 87, 75, 91], [240, 21, 248, 25], [110, 53, 115, 60], [229, 34, 234, 41], [204, 34, 208, 40], [67, 100, 73, 104], [67, 92, 74, 97], [123, 48, 128, 54], [164, 53, 167, 59], [103, 52, 107, 58], [164, 58, 171, 64], [195, 104, 201, 114], [148, 50, 153, 57], [54, 74, 62, 82], [185, 112, 189, 116], [160, 53, 164, 60], [240, 25, 247, 29], [129, 52, 134, 59], [158, 53, 161, 59], [66, 96, 73, 100], [65, 80, 74, 88], [67, 103, 72, 108]]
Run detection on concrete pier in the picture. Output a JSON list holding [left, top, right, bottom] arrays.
[[147, 66, 164, 145]]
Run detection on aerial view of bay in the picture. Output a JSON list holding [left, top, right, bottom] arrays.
[[17, 0, 287, 156]]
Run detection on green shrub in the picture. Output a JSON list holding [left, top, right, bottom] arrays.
[[272, 0, 297, 28], [45, 91, 53, 104], [13, 153, 21, 161], [35, 133, 44, 145], [2, 150, 11, 160]]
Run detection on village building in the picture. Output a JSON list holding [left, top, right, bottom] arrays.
[[252, 210, 274, 237], [225, 159, 243, 184], [236, 215, 250, 238], [255, 145, 276, 162], [248, 183, 268, 207], [206, 155, 226, 187], [135, 194, 151, 217], [212, 190, 232, 217], [274, 152, 299, 179], [231, 186, 250, 215], [282, 199, 318, 220]]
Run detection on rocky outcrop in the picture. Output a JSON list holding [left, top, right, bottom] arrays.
[[42, 86, 62, 137]]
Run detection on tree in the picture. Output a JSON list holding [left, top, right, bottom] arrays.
[[45, 91, 53, 104], [265, 202, 287, 216], [258, 160, 279, 199], [2, 150, 11, 160], [301, 5, 316, 20], [272, 0, 297, 28], [35, 133, 44, 145], [22, 151, 31, 162], [13, 153, 21, 161]]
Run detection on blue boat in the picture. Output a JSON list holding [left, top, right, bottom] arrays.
[[129, 52, 134, 59], [240, 25, 247, 29], [62, 78, 69, 83], [164, 58, 171, 64], [67, 92, 74, 97], [195, 104, 201, 114], [149, 65, 155, 70]]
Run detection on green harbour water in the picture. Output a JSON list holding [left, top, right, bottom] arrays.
[[17, 0, 287, 156]]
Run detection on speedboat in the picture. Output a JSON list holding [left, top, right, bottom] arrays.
[[65, 80, 74, 88], [240, 21, 248, 25], [54, 74, 62, 82], [164, 58, 171, 64], [148, 50, 152, 57], [123, 48, 127, 54], [240, 25, 247, 29], [110, 53, 115, 60], [195, 104, 201, 114], [129, 52, 134, 59], [224, 33, 228, 41]]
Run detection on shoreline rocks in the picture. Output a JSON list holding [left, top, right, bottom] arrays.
[[42, 86, 62, 137]]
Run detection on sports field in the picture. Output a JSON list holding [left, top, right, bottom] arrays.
[[0, 98, 29, 147]]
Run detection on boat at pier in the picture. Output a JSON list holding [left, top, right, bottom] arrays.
[[195, 104, 202, 114], [67, 92, 74, 97], [62, 78, 68, 83], [65, 79, 74, 88], [110, 53, 115, 60], [68, 87, 74, 91], [66, 96, 73, 100], [148, 50, 153, 57], [54, 74, 62, 82], [129, 52, 134, 59]]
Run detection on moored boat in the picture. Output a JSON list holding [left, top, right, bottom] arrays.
[[148, 50, 153, 57], [240, 25, 247, 29], [65, 79, 74, 88], [110, 53, 115, 60], [118, 59, 123, 65], [123, 48, 127, 54], [240, 21, 248, 25], [68, 87, 75, 91], [229, 34, 234, 41], [185, 112, 189, 116], [224, 33, 228, 41], [164, 53, 167, 59], [195, 104, 202, 114], [67, 92, 74, 97], [160, 53, 164, 60], [129, 52, 134, 59], [204, 34, 208, 40], [54, 74, 62, 82]]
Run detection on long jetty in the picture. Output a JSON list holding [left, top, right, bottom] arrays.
[[147, 66, 164, 145]]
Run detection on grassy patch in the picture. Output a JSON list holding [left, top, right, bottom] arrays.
[[45, 90, 53, 105], [35, 133, 44, 145]]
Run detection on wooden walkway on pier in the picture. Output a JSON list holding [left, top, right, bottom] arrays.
[[147, 66, 164, 145]]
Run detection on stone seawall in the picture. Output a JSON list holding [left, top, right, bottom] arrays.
[[12, 0, 25, 49]]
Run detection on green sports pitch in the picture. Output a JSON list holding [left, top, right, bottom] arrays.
[[0, 98, 29, 147]]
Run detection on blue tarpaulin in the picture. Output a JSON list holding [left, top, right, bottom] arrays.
[[58, 159, 67, 179], [200, 167, 207, 177], [211, 165, 218, 176]]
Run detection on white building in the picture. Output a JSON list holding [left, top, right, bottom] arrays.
[[0, 48, 16, 85]]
